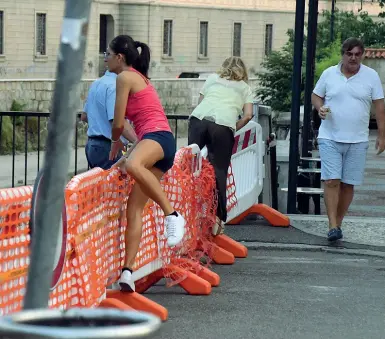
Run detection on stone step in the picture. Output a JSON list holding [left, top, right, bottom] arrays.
[[281, 187, 324, 194], [298, 167, 321, 174], [300, 157, 321, 162]]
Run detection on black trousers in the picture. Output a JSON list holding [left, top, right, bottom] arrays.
[[188, 117, 235, 222]]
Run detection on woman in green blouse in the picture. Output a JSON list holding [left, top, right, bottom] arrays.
[[188, 56, 254, 235]]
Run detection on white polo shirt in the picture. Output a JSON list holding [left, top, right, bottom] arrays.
[[313, 63, 384, 143]]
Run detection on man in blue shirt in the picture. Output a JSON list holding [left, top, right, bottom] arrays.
[[81, 70, 137, 169]]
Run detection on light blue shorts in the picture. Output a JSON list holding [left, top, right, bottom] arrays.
[[318, 138, 369, 186]]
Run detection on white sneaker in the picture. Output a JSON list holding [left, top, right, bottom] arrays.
[[165, 213, 185, 247], [118, 270, 135, 292]]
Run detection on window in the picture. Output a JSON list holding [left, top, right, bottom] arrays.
[[265, 24, 273, 56], [233, 22, 242, 57], [0, 11, 3, 55], [163, 20, 173, 57], [35, 13, 46, 56], [199, 21, 208, 57], [99, 15, 107, 53]]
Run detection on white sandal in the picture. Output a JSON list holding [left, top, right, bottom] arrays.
[[212, 217, 225, 236]]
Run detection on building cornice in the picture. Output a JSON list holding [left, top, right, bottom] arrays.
[[115, 0, 383, 16]]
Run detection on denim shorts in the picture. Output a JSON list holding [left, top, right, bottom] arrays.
[[142, 131, 176, 173], [318, 138, 369, 186]]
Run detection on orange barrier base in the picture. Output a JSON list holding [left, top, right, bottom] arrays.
[[227, 203, 290, 227], [172, 258, 220, 287], [98, 297, 135, 310], [208, 243, 235, 265], [197, 266, 221, 287], [106, 290, 168, 321], [135, 270, 164, 294], [134, 259, 218, 298], [213, 234, 248, 258], [167, 263, 212, 295]]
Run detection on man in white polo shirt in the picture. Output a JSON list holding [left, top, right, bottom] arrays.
[[312, 37, 385, 242]]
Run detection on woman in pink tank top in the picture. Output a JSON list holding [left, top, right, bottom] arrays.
[[106, 35, 186, 292]]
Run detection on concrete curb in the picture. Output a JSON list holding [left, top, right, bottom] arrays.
[[243, 241, 385, 259], [286, 214, 385, 223]]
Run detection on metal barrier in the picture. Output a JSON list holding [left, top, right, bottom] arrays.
[[0, 111, 188, 188], [201, 121, 274, 223], [226, 122, 264, 222]]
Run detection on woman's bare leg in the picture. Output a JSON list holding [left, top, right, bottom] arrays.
[[121, 138, 185, 256], [125, 139, 174, 215], [119, 167, 164, 292], [124, 167, 164, 269]]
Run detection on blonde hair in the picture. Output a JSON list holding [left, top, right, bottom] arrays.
[[218, 56, 249, 82]]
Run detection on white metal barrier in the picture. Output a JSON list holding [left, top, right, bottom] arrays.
[[200, 121, 265, 222]]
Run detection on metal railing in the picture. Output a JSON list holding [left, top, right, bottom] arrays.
[[0, 111, 189, 188]]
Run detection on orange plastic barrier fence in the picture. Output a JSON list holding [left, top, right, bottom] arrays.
[[0, 143, 289, 320], [0, 146, 234, 317], [0, 187, 32, 315]]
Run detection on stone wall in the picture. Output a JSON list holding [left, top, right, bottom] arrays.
[[363, 59, 385, 118], [0, 78, 259, 114], [364, 59, 385, 87]]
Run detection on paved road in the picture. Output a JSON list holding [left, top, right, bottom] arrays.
[[149, 249, 385, 339]]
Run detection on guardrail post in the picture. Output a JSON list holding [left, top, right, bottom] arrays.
[[258, 105, 273, 206], [268, 133, 278, 210]]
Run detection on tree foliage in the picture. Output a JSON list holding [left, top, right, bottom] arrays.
[[256, 9, 385, 111], [314, 38, 342, 84], [317, 10, 385, 57], [256, 30, 306, 112], [379, 0, 385, 17]]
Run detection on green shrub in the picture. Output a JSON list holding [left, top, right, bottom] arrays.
[[314, 37, 342, 84], [0, 100, 50, 155]]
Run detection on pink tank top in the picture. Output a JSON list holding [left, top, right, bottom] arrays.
[[125, 68, 172, 140]]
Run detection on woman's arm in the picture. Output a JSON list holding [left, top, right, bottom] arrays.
[[109, 72, 133, 161], [112, 72, 131, 141], [236, 103, 253, 131], [122, 119, 138, 143]]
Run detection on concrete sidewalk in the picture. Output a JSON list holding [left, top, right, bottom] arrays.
[[288, 214, 385, 248], [0, 137, 188, 189], [226, 214, 385, 253]]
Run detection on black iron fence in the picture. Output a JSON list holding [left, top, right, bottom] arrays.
[[0, 111, 189, 188]]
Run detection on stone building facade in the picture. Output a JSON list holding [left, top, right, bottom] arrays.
[[0, 0, 382, 79]]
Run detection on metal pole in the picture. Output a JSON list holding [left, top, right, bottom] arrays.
[[23, 0, 92, 309], [302, 0, 319, 159], [269, 133, 278, 210], [287, 0, 306, 214], [330, 0, 335, 42], [298, 0, 319, 214]]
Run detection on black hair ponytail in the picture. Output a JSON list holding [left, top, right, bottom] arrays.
[[109, 35, 151, 78], [133, 41, 151, 79]]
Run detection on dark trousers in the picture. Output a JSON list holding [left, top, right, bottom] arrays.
[[85, 137, 122, 170], [188, 117, 235, 222]]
